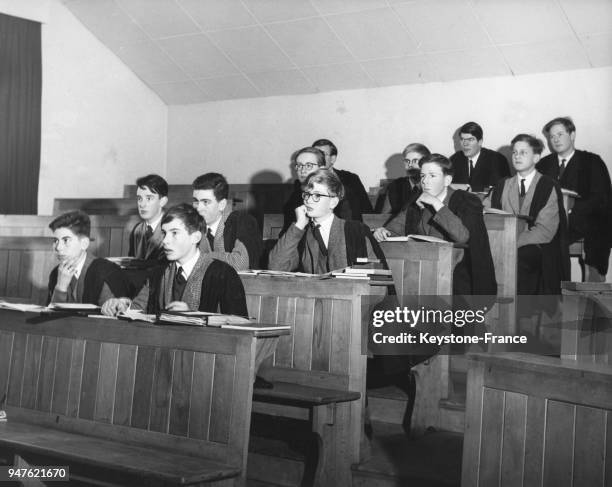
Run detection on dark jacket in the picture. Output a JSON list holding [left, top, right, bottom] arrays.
[[537, 149, 611, 274], [334, 168, 373, 220], [128, 219, 166, 261], [451, 147, 511, 192]]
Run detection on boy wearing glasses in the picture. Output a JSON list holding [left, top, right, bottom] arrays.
[[192, 173, 262, 270], [48, 211, 129, 305], [281, 147, 352, 235], [270, 169, 384, 273], [484, 134, 569, 294]]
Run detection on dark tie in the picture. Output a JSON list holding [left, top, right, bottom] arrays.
[[469, 159, 474, 178], [172, 267, 187, 302], [145, 224, 153, 241], [312, 224, 329, 273], [68, 275, 78, 302], [143, 225, 153, 253], [520, 178, 526, 197], [206, 228, 215, 251], [559, 158, 566, 180]]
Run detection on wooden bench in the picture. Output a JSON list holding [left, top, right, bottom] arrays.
[[241, 275, 386, 487], [0, 214, 140, 257], [462, 352, 612, 487], [0, 310, 260, 486]]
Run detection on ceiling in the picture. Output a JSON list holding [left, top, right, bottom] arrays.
[[62, 0, 612, 105]]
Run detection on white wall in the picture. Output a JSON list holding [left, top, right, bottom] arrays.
[[0, 0, 167, 214], [168, 67, 612, 189]]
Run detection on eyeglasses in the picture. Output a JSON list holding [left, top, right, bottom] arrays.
[[302, 192, 333, 203], [295, 163, 319, 171]]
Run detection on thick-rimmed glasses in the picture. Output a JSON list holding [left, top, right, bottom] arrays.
[[302, 192, 333, 203], [404, 158, 421, 165], [295, 162, 319, 171]]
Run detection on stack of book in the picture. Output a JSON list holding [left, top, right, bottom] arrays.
[[332, 259, 393, 282], [158, 311, 254, 327]]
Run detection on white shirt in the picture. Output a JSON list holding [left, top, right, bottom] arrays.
[[314, 213, 334, 247], [73, 252, 87, 279], [517, 169, 537, 194], [207, 217, 222, 237], [558, 151, 575, 167], [177, 250, 200, 279], [147, 212, 163, 231], [468, 151, 481, 167]]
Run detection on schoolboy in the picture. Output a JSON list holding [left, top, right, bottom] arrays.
[[192, 173, 262, 271], [102, 204, 247, 316], [48, 210, 128, 305]]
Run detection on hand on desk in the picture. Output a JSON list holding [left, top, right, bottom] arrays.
[[373, 227, 391, 242], [102, 297, 131, 316]]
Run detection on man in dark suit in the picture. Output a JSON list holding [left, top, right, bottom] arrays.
[[537, 117, 611, 281], [312, 138, 373, 220], [450, 121, 510, 192]]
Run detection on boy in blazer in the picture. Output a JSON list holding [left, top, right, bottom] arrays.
[[192, 173, 262, 271], [485, 134, 569, 295], [128, 174, 168, 262], [48, 211, 128, 305], [102, 204, 247, 317]]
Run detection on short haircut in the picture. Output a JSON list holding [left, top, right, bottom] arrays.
[[543, 116, 576, 135], [136, 174, 168, 197], [291, 147, 326, 167], [511, 134, 545, 155], [402, 143, 431, 159], [304, 168, 345, 200], [419, 153, 455, 176], [458, 121, 484, 141], [49, 210, 91, 238], [312, 138, 338, 157], [192, 173, 229, 201], [162, 203, 204, 235]]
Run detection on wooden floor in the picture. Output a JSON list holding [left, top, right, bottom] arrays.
[[247, 418, 463, 487]]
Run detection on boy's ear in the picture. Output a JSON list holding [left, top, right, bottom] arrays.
[[190, 230, 202, 246], [329, 196, 339, 210], [79, 236, 90, 251], [160, 195, 168, 208], [219, 198, 228, 212], [533, 153, 541, 164], [443, 174, 453, 187]]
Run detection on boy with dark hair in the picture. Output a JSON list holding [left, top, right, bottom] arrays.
[[102, 203, 247, 317], [192, 172, 262, 271], [48, 210, 129, 305], [374, 154, 497, 297], [485, 134, 570, 294], [537, 116, 611, 281], [270, 169, 384, 273], [450, 121, 510, 192], [128, 174, 168, 261], [312, 138, 373, 220]]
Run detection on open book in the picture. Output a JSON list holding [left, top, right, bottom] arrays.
[[385, 234, 448, 244], [238, 269, 331, 279], [0, 300, 46, 313]]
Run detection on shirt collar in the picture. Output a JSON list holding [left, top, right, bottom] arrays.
[[73, 252, 87, 279], [207, 216, 222, 236], [517, 168, 537, 192], [313, 213, 334, 247], [147, 212, 163, 231], [558, 151, 575, 165], [177, 249, 200, 279]]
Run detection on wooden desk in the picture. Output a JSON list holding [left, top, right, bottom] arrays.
[[462, 352, 612, 487], [484, 213, 522, 335], [0, 310, 284, 486], [241, 275, 386, 486]]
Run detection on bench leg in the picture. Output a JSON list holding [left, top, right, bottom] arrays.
[[310, 403, 353, 487]]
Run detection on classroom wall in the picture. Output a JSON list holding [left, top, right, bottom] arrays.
[[1, 0, 167, 215], [167, 66, 612, 190]]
